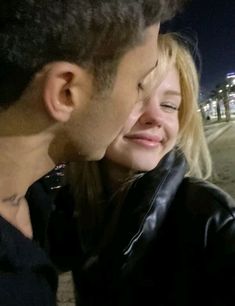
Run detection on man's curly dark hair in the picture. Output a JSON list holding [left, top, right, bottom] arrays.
[[0, 0, 187, 107]]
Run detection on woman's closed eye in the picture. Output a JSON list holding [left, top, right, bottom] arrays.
[[160, 101, 179, 113]]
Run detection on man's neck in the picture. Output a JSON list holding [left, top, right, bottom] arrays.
[[0, 135, 56, 237], [0, 136, 56, 199], [0, 94, 63, 236]]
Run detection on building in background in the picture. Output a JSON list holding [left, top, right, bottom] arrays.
[[200, 72, 235, 122]]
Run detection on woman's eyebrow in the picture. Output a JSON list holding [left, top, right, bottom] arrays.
[[165, 90, 181, 96]]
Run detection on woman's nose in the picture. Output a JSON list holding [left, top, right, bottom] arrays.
[[138, 102, 163, 127]]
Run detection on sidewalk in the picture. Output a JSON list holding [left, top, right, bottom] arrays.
[[208, 121, 235, 199], [204, 121, 233, 144], [57, 272, 75, 306]]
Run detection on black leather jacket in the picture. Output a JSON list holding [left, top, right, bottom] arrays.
[[49, 149, 235, 306]]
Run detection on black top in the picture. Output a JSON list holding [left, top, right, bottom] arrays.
[[0, 179, 58, 306]]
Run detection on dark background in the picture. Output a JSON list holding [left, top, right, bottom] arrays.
[[162, 0, 235, 96]]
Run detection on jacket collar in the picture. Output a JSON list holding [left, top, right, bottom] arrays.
[[113, 148, 187, 274]]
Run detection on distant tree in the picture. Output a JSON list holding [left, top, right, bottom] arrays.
[[210, 86, 222, 122], [218, 82, 231, 122], [199, 102, 207, 121], [223, 90, 231, 122]]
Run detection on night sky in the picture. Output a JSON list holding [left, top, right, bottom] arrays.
[[162, 0, 235, 96]]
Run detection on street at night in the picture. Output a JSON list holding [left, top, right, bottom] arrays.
[[208, 121, 235, 199]]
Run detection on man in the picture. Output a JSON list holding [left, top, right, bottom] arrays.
[[0, 1, 186, 305]]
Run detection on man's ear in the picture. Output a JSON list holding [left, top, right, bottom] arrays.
[[43, 62, 92, 122]]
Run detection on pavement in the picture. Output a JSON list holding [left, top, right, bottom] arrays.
[[208, 120, 235, 199], [57, 119, 235, 305], [57, 271, 75, 306], [204, 121, 233, 144]]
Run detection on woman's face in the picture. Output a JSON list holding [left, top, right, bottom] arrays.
[[105, 65, 181, 172]]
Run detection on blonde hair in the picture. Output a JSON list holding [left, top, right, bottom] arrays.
[[156, 33, 212, 178], [67, 33, 212, 229]]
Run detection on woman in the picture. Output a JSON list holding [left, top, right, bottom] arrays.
[[49, 34, 235, 306]]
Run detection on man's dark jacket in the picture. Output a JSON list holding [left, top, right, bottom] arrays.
[[0, 180, 58, 306]]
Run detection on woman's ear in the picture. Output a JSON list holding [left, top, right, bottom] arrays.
[[43, 62, 93, 122]]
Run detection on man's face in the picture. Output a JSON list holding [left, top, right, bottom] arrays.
[[66, 24, 159, 161]]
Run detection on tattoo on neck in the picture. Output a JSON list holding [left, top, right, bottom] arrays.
[[2, 194, 22, 206]]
